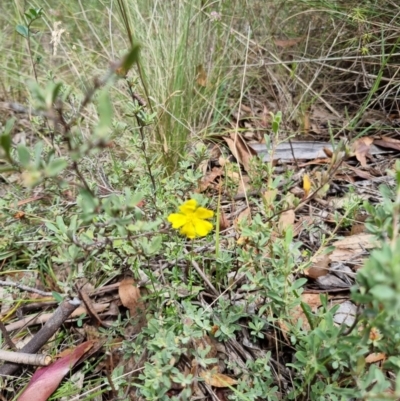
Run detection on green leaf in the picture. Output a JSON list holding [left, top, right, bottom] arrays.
[[292, 278, 307, 290], [34, 141, 44, 169], [124, 188, 143, 208], [45, 82, 63, 109], [56, 216, 67, 234], [16, 24, 28, 38], [120, 44, 141, 74], [0, 118, 14, 161], [370, 285, 396, 301], [17, 144, 31, 167], [25, 7, 43, 21], [0, 165, 17, 173], [52, 291, 64, 303], [95, 89, 113, 137], [45, 158, 67, 177], [78, 188, 98, 214], [3, 117, 15, 136], [45, 221, 60, 233], [149, 235, 162, 254]]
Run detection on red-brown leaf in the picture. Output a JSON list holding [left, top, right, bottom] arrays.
[[352, 137, 373, 167], [18, 341, 94, 401]]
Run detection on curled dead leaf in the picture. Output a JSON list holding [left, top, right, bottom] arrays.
[[304, 253, 330, 279], [274, 36, 304, 48], [283, 294, 323, 332], [198, 167, 223, 192], [279, 209, 295, 231], [199, 368, 237, 387], [352, 137, 373, 167], [219, 210, 230, 231], [373, 136, 400, 151], [234, 207, 251, 231], [119, 277, 143, 317], [365, 352, 386, 364], [223, 132, 257, 173]]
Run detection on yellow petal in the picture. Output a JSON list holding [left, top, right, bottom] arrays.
[[180, 222, 196, 239], [167, 213, 188, 228], [179, 199, 197, 214], [193, 218, 213, 237], [194, 207, 214, 219], [303, 174, 311, 197]]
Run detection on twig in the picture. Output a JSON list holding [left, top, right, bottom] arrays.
[[0, 350, 51, 366], [0, 321, 16, 351], [189, 257, 219, 297], [0, 298, 81, 377], [4, 302, 108, 333], [75, 285, 110, 329], [0, 280, 53, 297]]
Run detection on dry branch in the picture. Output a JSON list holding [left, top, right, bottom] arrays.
[[0, 280, 53, 297], [4, 302, 109, 332], [0, 350, 51, 366], [0, 298, 81, 377]]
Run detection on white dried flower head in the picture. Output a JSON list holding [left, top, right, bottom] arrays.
[[209, 11, 221, 21], [50, 21, 66, 56]]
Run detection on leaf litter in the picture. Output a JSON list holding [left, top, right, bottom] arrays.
[[3, 17, 400, 401]]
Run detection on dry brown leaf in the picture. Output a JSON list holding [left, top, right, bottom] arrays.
[[323, 147, 333, 158], [283, 294, 323, 332], [298, 158, 331, 167], [345, 165, 373, 180], [219, 210, 230, 231], [223, 132, 257, 173], [119, 277, 142, 316], [225, 169, 240, 183], [236, 207, 251, 225], [293, 216, 315, 237], [279, 209, 295, 231], [199, 368, 237, 387], [332, 233, 376, 251], [302, 293, 324, 310], [261, 104, 271, 128], [311, 106, 340, 121], [263, 189, 277, 205], [350, 223, 366, 236], [365, 352, 386, 364], [304, 254, 330, 279], [373, 136, 400, 151], [352, 137, 374, 167], [198, 167, 223, 192], [329, 233, 376, 267], [196, 64, 207, 87], [274, 36, 303, 48], [234, 208, 252, 234], [236, 175, 252, 195]]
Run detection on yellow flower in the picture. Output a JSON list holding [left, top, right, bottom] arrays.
[[167, 199, 214, 239]]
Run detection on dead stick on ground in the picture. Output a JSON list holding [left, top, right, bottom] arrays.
[[0, 298, 81, 377], [190, 258, 219, 297], [0, 321, 16, 351], [0, 280, 53, 297], [0, 350, 51, 366], [4, 302, 108, 333]]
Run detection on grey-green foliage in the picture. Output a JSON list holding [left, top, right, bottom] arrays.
[[126, 301, 214, 401], [288, 161, 400, 400]]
